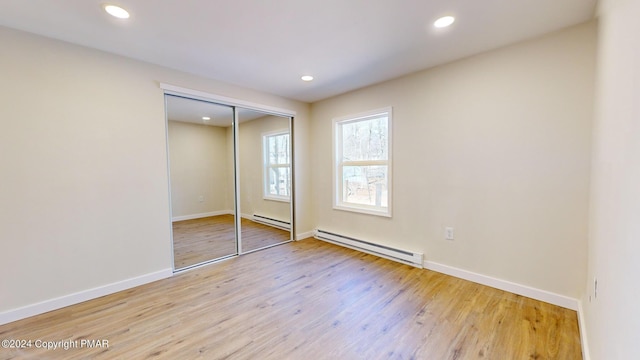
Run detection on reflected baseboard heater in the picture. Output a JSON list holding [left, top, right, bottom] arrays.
[[252, 214, 290, 231], [315, 229, 423, 268]]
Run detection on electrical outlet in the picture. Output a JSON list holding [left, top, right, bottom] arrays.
[[198, 195, 204, 202], [445, 227, 454, 240]]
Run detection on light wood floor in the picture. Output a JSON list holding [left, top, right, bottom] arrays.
[[238, 218, 291, 253], [0, 239, 582, 359], [172, 215, 290, 269]]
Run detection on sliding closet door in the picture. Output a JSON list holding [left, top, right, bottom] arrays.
[[237, 109, 293, 253], [166, 95, 237, 270]]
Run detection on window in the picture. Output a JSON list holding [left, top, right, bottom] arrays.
[[333, 107, 391, 217], [263, 130, 291, 201]]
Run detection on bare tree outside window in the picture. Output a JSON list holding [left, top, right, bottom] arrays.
[[264, 131, 290, 200], [334, 108, 392, 216]]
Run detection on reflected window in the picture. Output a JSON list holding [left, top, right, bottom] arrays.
[[263, 130, 291, 201]]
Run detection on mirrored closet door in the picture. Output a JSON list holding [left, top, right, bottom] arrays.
[[165, 90, 295, 271], [237, 109, 293, 253], [166, 95, 237, 270]]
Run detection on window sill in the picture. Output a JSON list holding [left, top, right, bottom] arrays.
[[264, 196, 291, 203], [333, 204, 391, 218]]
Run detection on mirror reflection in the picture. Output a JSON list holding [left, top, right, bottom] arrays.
[[238, 109, 292, 252], [166, 95, 237, 270], [165, 94, 294, 271]]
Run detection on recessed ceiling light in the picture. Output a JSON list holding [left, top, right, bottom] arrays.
[[301, 75, 314, 82], [104, 4, 130, 19], [434, 16, 455, 28], [202, 116, 211, 121]]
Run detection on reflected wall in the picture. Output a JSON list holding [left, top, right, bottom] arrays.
[[166, 95, 237, 270]]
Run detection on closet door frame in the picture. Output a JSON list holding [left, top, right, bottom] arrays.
[[161, 83, 296, 271]]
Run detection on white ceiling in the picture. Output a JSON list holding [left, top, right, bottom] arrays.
[[0, 0, 597, 103], [166, 95, 234, 127]]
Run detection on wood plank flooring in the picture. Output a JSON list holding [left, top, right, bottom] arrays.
[[239, 218, 291, 253], [172, 215, 236, 269], [172, 215, 290, 269], [0, 239, 582, 359]]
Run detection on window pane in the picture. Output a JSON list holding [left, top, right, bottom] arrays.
[[268, 136, 276, 164], [341, 117, 388, 162], [264, 131, 290, 200], [268, 166, 290, 197], [276, 134, 289, 164], [342, 165, 387, 207], [268, 134, 289, 165]]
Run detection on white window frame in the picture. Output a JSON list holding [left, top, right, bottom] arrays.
[[263, 129, 291, 202], [333, 107, 392, 217]]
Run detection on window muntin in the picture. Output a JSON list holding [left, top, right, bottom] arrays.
[[263, 131, 291, 201], [334, 108, 392, 216]]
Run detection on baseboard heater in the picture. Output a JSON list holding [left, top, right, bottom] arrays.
[[315, 229, 423, 268], [252, 214, 291, 231]]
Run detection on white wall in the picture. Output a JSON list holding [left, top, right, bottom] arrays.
[[584, 0, 640, 358], [0, 26, 310, 320], [238, 116, 291, 222], [167, 121, 231, 218], [311, 22, 596, 299]]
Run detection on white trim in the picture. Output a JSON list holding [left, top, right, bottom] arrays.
[[263, 196, 290, 203], [577, 300, 590, 360], [333, 203, 392, 218], [332, 107, 393, 218], [262, 129, 291, 202], [159, 83, 296, 117], [423, 260, 579, 310], [0, 268, 172, 326], [296, 230, 315, 240], [332, 107, 393, 124], [172, 210, 233, 222]]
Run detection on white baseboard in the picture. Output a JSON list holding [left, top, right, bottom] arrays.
[[296, 230, 315, 240], [0, 268, 172, 326], [577, 300, 590, 360], [423, 260, 579, 311], [172, 210, 232, 222]]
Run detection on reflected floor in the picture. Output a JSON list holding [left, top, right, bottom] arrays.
[[172, 214, 290, 269]]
